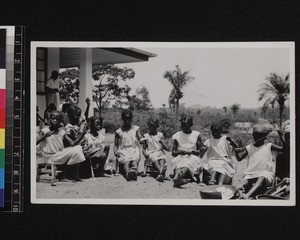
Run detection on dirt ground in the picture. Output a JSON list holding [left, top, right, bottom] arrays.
[[36, 134, 248, 200]]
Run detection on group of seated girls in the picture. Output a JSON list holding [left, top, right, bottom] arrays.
[[113, 110, 289, 199], [36, 102, 289, 199], [36, 100, 110, 182]]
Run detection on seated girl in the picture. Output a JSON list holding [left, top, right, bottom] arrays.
[[169, 115, 202, 187], [234, 124, 286, 199], [82, 116, 110, 177], [43, 103, 57, 126], [36, 110, 86, 182], [63, 105, 90, 181], [202, 122, 238, 185], [113, 109, 142, 181], [141, 117, 169, 182]]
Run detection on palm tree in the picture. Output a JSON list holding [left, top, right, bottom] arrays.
[[223, 106, 227, 114], [260, 103, 269, 119], [163, 65, 195, 123], [258, 73, 290, 127], [230, 103, 240, 120]]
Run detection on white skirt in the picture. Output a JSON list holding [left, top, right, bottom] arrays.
[[118, 146, 140, 163], [203, 158, 236, 178], [242, 170, 274, 183], [169, 154, 201, 175], [147, 150, 166, 163], [48, 145, 86, 166]]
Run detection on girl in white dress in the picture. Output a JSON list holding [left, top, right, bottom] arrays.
[[113, 109, 142, 181], [141, 118, 169, 182], [36, 110, 86, 182], [234, 124, 286, 199], [202, 122, 238, 185], [82, 116, 110, 177], [170, 115, 202, 187]]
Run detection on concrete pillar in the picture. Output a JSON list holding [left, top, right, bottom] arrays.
[[78, 48, 93, 117]]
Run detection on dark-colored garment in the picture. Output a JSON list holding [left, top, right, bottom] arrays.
[[275, 151, 290, 180]]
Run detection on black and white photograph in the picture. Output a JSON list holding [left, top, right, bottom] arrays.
[[31, 42, 295, 205]]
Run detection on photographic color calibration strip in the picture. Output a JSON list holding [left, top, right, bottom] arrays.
[[0, 29, 6, 207], [0, 26, 24, 212]]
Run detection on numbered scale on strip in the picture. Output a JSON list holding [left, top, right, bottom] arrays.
[[12, 26, 23, 212]]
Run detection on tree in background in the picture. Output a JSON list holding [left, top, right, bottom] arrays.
[[230, 103, 240, 120], [134, 86, 153, 110], [223, 106, 227, 115], [92, 64, 135, 117], [220, 118, 232, 133], [158, 104, 176, 138], [59, 68, 80, 104], [112, 85, 131, 110], [163, 65, 194, 124], [258, 72, 290, 127], [260, 103, 269, 119]]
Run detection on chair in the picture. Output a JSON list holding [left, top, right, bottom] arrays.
[[36, 162, 62, 186], [143, 158, 159, 177]]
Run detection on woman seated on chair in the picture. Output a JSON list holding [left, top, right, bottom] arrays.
[[36, 110, 86, 182], [81, 116, 110, 177]]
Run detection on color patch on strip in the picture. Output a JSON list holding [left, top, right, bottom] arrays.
[[0, 89, 5, 109], [0, 129, 4, 149], [0, 149, 3, 168], [0, 69, 5, 89], [0, 109, 5, 128], [0, 169, 3, 188]]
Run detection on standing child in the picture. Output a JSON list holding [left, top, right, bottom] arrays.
[[82, 116, 110, 177], [234, 124, 286, 199], [202, 122, 238, 185], [141, 118, 169, 182], [113, 109, 142, 181], [36, 110, 86, 182], [169, 115, 202, 187]]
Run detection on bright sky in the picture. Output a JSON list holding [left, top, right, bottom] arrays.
[[116, 47, 290, 109]]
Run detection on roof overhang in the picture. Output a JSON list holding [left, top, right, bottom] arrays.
[[59, 48, 157, 68]]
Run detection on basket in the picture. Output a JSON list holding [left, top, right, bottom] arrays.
[[200, 185, 236, 199]]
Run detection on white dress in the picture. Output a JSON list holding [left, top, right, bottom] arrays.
[[202, 136, 236, 178], [37, 126, 85, 166], [82, 131, 106, 158], [116, 125, 140, 163], [37, 126, 65, 164], [169, 130, 201, 175], [144, 132, 166, 163], [242, 143, 275, 182]]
